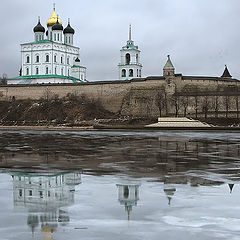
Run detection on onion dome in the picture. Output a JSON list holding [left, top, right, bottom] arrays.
[[47, 9, 62, 27], [64, 22, 75, 34], [52, 18, 63, 31], [33, 18, 45, 33], [75, 57, 80, 62]]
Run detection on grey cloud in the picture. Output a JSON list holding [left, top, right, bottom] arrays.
[[0, 0, 239, 80]]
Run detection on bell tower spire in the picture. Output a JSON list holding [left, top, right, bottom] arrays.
[[129, 24, 132, 41]]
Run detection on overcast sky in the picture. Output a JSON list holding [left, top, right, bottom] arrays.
[[0, 0, 239, 80]]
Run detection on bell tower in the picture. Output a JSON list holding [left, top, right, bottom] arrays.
[[118, 25, 143, 80]]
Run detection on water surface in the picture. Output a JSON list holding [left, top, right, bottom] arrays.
[[0, 130, 240, 239]]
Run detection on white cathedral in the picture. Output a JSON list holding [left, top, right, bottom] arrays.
[[8, 7, 87, 85]]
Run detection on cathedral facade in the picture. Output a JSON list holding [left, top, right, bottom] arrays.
[[8, 7, 87, 85]]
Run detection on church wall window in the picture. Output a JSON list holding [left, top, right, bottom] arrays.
[[136, 54, 139, 63], [29, 190, 32, 196], [137, 69, 139, 77], [139, 70, 141, 77], [54, 34, 56, 41], [26, 56, 30, 63], [68, 69, 70, 76], [67, 57, 70, 65], [122, 69, 126, 77], [46, 67, 49, 75], [39, 191, 43, 198], [129, 69, 133, 77], [19, 189, 22, 197], [36, 67, 39, 75], [54, 55, 57, 63], [46, 55, 49, 62], [36, 55, 39, 63], [61, 68, 63, 75], [57, 34, 60, 41], [26, 68, 29, 75], [126, 53, 130, 65], [55, 67, 57, 75], [61, 56, 63, 64], [123, 186, 129, 199]]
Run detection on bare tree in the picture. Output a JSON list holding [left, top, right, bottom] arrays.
[[180, 95, 189, 117], [194, 94, 199, 118], [0, 73, 7, 85], [156, 89, 166, 117], [171, 93, 180, 117], [234, 95, 240, 119], [224, 95, 230, 118], [212, 95, 219, 118], [202, 95, 210, 119]]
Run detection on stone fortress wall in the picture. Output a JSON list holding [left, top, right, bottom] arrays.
[[1, 73, 240, 118]]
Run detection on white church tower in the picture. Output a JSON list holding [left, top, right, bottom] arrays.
[[118, 25, 142, 80]]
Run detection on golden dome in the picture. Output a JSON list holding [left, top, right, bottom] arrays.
[[47, 10, 62, 27]]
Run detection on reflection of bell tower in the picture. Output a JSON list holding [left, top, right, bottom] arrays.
[[228, 183, 234, 194], [164, 185, 176, 205], [116, 183, 140, 220]]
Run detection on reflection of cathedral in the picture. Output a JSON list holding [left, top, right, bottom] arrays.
[[116, 183, 140, 220], [11, 171, 81, 239]]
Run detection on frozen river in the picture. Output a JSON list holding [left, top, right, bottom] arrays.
[[0, 130, 240, 240]]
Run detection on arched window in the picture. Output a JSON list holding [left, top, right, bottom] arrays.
[[136, 54, 139, 63], [54, 55, 57, 63], [36, 55, 39, 63], [68, 69, 70, 76], [46, 67, 49, 75], [61, 68, 63, 75], [122, 69, 126, 77], [67, 57, 70, 65], [55, 67, 57, 75], [139, 70, 141, 77], [129, 69, 133, 77], [26, 56, 30, 63], [125, 53, 130, 65], [57, 33, 60, 41], [26, 68, 29, 75], [124, 186, 129, 199], [137, 69, 139, 77], [36, 67, 39, 75], [46, 55, 49, 62], [54, 34, 56, 41], [61, 56, 63, 64]]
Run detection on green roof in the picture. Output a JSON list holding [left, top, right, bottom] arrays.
[[164, 55, 175, 70], [9, 74, 84, 83], [21, 39, 53, 45]]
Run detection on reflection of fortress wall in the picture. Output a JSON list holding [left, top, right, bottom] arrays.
[[12, 172, 81, 211]]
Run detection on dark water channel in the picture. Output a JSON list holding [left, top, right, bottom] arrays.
[[0, 130, 240, 239]]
